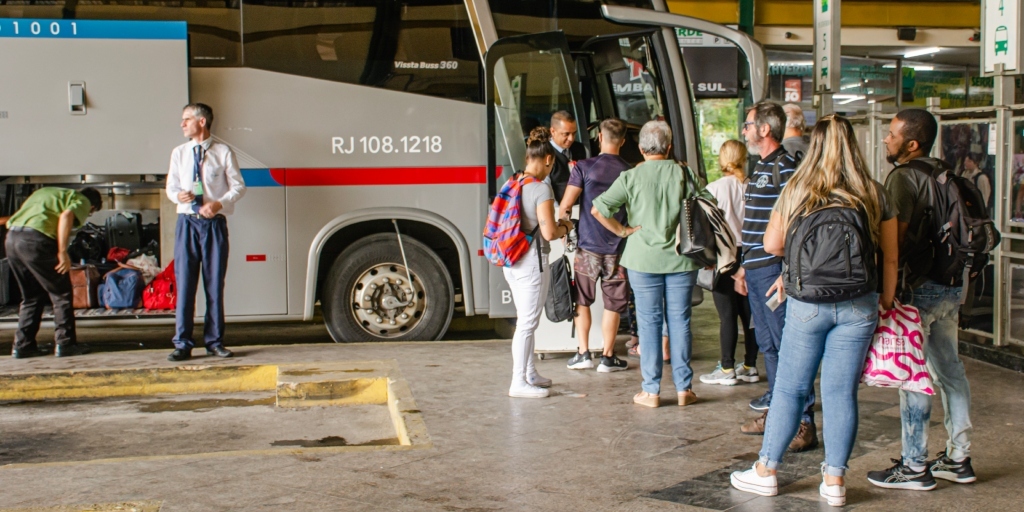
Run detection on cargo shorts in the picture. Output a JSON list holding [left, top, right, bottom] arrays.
[[573, 248, 629, 314]]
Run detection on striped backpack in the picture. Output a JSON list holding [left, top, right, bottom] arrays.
[[483, 174, 540, 268]]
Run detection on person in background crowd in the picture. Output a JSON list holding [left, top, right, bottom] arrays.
[[959, 153, 992, 213], [867, 108, 977, 490], [781, 103, 809, 162], [699, 140, 759, 386], [546, 110, 588, 203], [731, 114, 898, 507], [166, 103, 246, 362], [592, 120, 712, 408], [558, 118, 632, 373], [6, 187, 102, 358], [735, 102, 817, 452], [502, 127, 574, 399]]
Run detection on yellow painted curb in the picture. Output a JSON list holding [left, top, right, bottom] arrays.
[[0, 365, 277, 402], [0, 360, 431, 468]]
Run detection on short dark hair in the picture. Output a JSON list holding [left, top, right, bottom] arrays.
[[184, 103, 215, 130], [550, 110, 576, 126], [600, 118, 627, 143], [80, 187, 102, 211], [746, 101, 786, 143], [894, 109, 938, 154]]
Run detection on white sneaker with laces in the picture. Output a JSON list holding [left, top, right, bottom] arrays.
[[730, 464, 777, 497], [819, 481, 846, 507], [509, 381, 550, 398], [734, 364, 760, 383]]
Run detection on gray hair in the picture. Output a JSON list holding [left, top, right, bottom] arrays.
[[184, 102, 214, 131], [638, 120, 672, 155], [783, 103, 806, 131], [747, 101, 785, 143]]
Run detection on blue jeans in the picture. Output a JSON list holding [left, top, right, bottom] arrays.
[[628, 269, 697, 394], [759, 293, 879, 477], [899, 281, 972, 465], [746, 263, 815, 422]]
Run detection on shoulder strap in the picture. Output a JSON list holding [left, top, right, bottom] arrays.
[[771, 154, 785, 189]]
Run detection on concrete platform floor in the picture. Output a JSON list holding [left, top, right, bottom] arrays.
[[0, 303, 1022, 511]]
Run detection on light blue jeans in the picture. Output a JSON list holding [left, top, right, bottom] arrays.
[[759, 293, 879, 477], [628, 269, 697, 394], [899, 281, 972, 465]]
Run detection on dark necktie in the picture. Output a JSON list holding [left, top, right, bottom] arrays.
[[192, 145, 204, 213], [563, 148, 571, 160]]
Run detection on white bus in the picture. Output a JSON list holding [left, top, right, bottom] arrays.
[[0, 0, 766, 342]]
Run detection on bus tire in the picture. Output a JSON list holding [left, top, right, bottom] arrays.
[[322, 233, 454, 342]]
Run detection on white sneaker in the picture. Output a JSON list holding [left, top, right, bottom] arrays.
[[819, 481, 845, 507], [734, 364, 760, 383], [527, 373, 552, 388], [730, 464, 777, 497], [509, 382, 550, 398], [699, 363, 738, 385]]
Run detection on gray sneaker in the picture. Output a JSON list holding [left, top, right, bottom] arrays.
[[699, 363, 738, 385], [567, 350, 594, 370], [734, 364, 760, 383]]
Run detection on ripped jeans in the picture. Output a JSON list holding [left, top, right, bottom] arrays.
[[899, 281, 972, 465]]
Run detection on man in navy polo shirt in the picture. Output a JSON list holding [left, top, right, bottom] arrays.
[[557, 118, 631, 373]]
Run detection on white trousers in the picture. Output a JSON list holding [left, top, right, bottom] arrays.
[[502, 252, 550, 386]]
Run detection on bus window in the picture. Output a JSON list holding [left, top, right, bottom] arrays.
[[608, 36, 665, 126], [242, 0, 482, 103], [0, 0, 242, 67]]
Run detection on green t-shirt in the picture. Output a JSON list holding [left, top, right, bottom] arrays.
[[6, 187, 92, 239], [592, 159, 715, 274]]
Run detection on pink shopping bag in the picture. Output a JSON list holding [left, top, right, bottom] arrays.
[[861, 300, 935, 395]]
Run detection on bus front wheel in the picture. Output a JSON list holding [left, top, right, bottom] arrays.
[[322, 233, 454, 342]]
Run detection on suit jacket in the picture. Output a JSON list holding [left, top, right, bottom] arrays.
[[549, 141, 588, 204]]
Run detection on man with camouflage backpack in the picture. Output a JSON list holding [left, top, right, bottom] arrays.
[[868, 109, 992, 490]]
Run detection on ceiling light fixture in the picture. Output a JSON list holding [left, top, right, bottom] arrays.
[[903, 47, 942, 58]]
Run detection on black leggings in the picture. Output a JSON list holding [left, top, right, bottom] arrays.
[[711, 276, 758, 369]]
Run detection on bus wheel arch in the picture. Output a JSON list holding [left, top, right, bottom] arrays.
[[310, 212, 471, 342]]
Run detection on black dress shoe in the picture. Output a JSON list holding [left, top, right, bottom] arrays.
[[168, 348, 192, 361], [206, 346, 234, 358], [55, 343, 91, 358], [11, 345, 51, 359]]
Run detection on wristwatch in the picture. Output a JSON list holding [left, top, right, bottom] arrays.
[[620, 227, 628, 238]]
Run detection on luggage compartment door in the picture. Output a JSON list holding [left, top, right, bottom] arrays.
[[0, 19, 188, 176]]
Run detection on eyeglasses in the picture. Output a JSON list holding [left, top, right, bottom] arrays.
[[742, 121, 756, 130]]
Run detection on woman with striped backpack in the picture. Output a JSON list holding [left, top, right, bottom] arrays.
[[484, 127, 574, 398]]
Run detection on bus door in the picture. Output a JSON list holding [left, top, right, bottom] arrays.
[[578, 31, 672, 167], [598, 5, 769, 172], [484, 31, 586, 317]]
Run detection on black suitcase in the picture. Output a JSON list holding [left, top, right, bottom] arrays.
[[106, 212, 142, 252]]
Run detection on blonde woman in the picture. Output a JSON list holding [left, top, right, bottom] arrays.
[[699, 140, 759, 385], [730, 115, 898, 507]]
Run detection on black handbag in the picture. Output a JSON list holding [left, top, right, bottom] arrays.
[[675, 167, 717, 268], [696, 268, 718, 291]]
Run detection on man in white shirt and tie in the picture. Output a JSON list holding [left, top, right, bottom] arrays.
[[165, 103, 246, 361]]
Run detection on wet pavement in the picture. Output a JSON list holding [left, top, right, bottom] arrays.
[[0, 302, 1021, 511]]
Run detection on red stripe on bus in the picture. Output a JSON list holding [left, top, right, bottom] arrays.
[[267, 166, 493, 186], [246, 255, 267, 262]]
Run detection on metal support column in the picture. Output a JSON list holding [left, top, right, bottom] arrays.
[[993, 64, 1014, 346]]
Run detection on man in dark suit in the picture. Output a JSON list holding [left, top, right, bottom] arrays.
[[547, 110, 588, 203]]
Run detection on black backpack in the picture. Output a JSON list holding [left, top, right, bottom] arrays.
[[544, 254, 576, 323], [783, 206, 877, 304], [901, 159, 1001, 290]]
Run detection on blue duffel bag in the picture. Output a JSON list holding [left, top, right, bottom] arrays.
[[98, 268, 143, 309]]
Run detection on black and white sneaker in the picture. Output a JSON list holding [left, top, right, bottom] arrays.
[[866, 458, 937, 490], [567, 350, 594, 370], [597, 355, 628, 372], [927, 452, 976, 484]]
